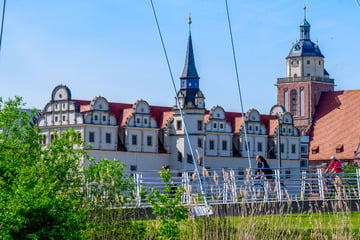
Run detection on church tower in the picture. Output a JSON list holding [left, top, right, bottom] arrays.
[[171, 15, 206, 171], [177, 16, 205, 109], [276, 8, 334, 134]]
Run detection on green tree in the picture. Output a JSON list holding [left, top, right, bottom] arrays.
[[0, 97, 88, 239], [0, 97, 134, 239], [147, 166, 188, 240]]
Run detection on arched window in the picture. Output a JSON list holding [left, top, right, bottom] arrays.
[[291, 90, 298, 116]]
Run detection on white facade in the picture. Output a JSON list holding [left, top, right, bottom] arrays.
[[37, 85, 302, 172]]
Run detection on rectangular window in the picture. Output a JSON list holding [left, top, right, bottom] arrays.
[[136, 118, 140, 124], [284, 89, 289, 111], [130, 165, 137, 171], [257, 142, 262, 152], [55, 116, 58, 122], [106, 133, 111, 143], [42, 135, 47, 144], [147, 136, 152, 146], [51, 134, 55, 142], [62, 116, 66, 121], [198, 138, 202, 148], [144, 118, 148, 124], [280, 143, 284, 153], [177, 151, 182, 162], [132, 135, 137, 145], [301, 145, 308, 154], [197, 120, 203, 131], [291, 144, 296, 154], [176, 120, 182, 130], [187, 154, 193, 164], [209, 140, 214, 150], [285, 170, 291, 179], [103, 116, 106, 121], [222, 140, 227, 150], [307, 60, 310, 64], [213, 123, 217, 128], [89, 132, 95, 142]]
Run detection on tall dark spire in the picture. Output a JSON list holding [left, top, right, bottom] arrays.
[[300, 6, 310, 40], [180, 34, 200, 80], [180, 14, 199, 81]]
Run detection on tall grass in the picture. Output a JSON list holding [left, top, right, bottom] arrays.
[[83, 166, 360, 239]]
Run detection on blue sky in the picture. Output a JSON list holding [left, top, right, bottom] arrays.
[[0, 0, 359, 114]]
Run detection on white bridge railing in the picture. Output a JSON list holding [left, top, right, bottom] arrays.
[[126, 167, 360, 207]]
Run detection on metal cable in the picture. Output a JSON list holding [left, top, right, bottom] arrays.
[[0, 0, 7, 54], [356, 0, 360, 8], [149, 0, 209, 206], [224, 0, 252, 168]]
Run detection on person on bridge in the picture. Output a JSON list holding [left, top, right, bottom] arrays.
[[324, 156, 344, 175], [255, 155, 274, 191]]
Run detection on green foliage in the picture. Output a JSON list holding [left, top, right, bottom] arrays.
[[83, 159, 136, 239], [0, 97, 134, 240], [147, 166, 188, 240], [85, 158, 134, 208], [0, 97, 87, 239]]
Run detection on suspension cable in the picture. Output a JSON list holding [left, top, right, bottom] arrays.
[[356, 0, 360, 8], [224, 0, 252, 168], [149, 0, 209, 206], [0, 0, 6, 54]]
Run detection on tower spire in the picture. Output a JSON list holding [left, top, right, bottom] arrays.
[[300, 6, 310, 40], [180, 14, 199, 82]]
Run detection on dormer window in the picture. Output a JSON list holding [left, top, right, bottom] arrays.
[[311, 145, 319, 154], [336, 144, 344, 153], [99, 104, 103, 110], [59, 94, 62, 98]]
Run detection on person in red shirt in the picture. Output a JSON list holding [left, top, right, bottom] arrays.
[[325, 156, 344, 174]]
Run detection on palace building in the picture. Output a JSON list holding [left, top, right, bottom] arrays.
[[37, 30, 304, 172], [37, 13, 358, 170]]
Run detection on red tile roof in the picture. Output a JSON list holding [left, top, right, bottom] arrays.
[[73, 99, 278, 136], [160, 111, 174, 128], [309, 90, 360, 161], [72, 99, 172, 128]]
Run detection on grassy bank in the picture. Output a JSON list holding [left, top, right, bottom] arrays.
[[86, 211, 360, 239]]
